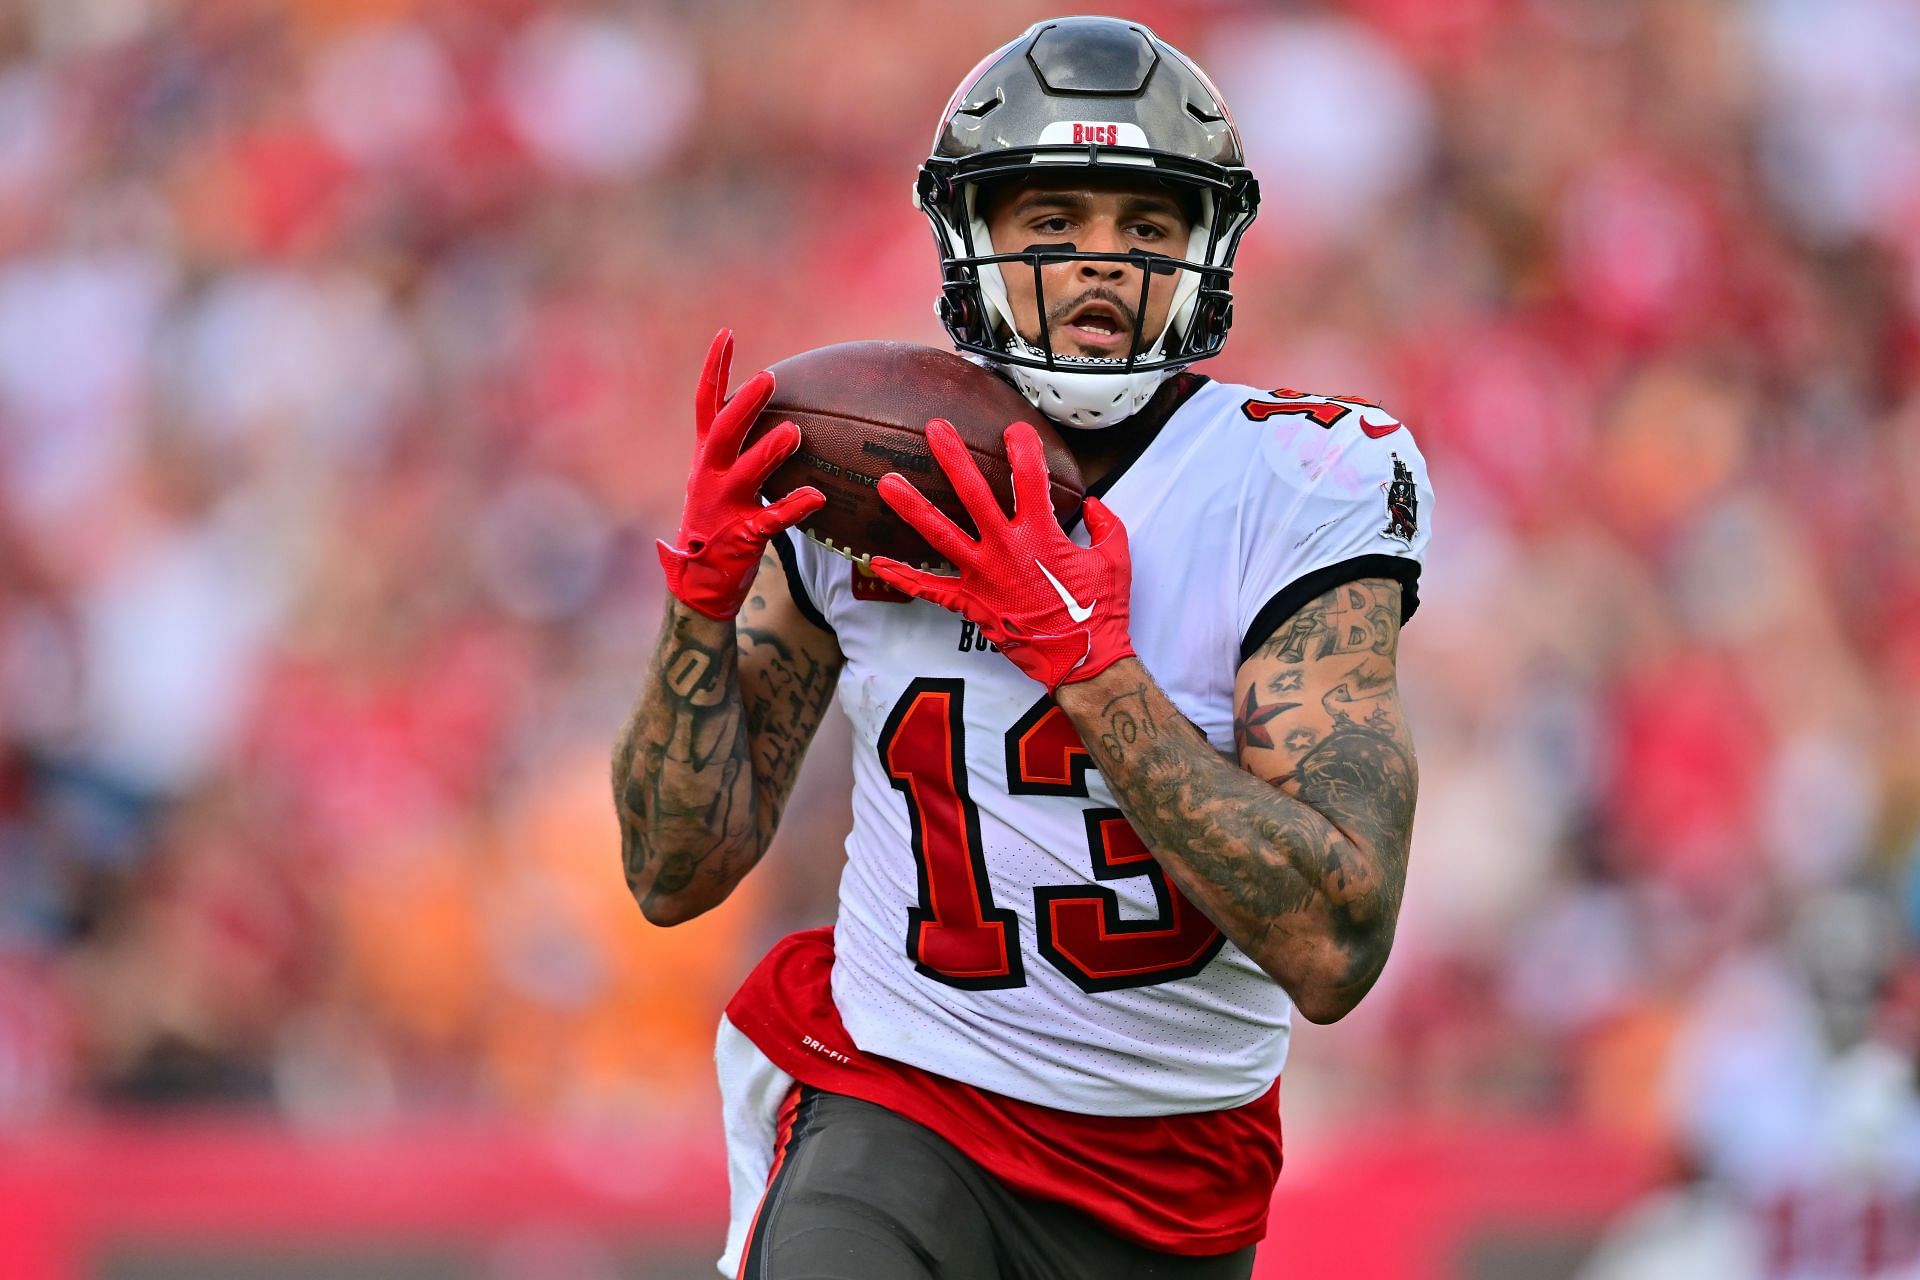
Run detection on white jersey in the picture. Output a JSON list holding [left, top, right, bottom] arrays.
[[777, 378, 1434, 1117]]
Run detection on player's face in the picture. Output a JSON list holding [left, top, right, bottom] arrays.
[[982, 173, 1192, 361]]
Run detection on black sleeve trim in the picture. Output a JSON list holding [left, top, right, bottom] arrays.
[[773, 530, 834, 636], [1238, 554, 1421, 665]]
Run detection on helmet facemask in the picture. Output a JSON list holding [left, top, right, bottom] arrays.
[[919, 150, 1257, 428], [917, 18, 1260, 429]]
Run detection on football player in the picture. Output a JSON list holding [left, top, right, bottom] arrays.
[[615, 16, 1434, 1279]]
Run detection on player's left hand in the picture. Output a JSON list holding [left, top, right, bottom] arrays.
[[867, 419, 1135, 691]]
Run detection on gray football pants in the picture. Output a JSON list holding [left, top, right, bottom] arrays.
[[736, 1089, 1258, 1280]]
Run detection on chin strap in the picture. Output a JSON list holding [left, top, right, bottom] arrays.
[[998, 333, 1173, 428]]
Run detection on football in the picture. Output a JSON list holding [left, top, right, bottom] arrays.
[[745, 342, 1084, 568]]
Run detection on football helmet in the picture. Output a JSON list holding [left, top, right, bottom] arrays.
[[916, 17, 1260, 428]]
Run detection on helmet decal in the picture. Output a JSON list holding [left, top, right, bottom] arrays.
[[1034, 121, 1150, 149]]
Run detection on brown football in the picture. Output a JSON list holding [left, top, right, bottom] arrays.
[[743, 342, 1084, 569]]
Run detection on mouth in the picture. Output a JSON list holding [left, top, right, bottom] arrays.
[[1057, 301, 1133, 355]]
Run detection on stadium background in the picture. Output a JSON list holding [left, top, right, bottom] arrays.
[[0, 0, 1917, 1276]]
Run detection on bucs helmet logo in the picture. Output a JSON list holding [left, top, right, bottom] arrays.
[[1382, 455, 1418, 546]]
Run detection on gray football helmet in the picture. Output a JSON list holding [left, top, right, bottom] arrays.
[[915, 17, 1260, 428]]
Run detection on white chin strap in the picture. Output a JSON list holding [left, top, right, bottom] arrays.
[[969, 192, 1210, 431], [996, 328, 1174, 429]]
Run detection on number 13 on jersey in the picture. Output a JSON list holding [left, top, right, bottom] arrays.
[[877, 678, 1225, 994]]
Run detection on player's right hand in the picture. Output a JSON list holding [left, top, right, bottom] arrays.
[[657, 329, 826, 620], [867, 419, 1137, 692]]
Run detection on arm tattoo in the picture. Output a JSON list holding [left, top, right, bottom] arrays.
[[1093, 685, 1159, 765], [1058, 577, 1417, 1014], [611, 550, 841, 919], [612, 605, 756, 915], [1233, 686, 1298, 753], [1258, 580, 1399, 663], [739, 620, 838, 828]]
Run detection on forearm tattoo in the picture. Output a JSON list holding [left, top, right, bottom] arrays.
[[738, 618, 838, 817], [611, 550, 838, 917], [1061, 578, 1417, 1008], [612, 604, 756, 914]]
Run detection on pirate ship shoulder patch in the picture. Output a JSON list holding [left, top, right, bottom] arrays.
[[1381, 454, 1418, 546]]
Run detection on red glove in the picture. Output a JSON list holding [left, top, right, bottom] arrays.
[[657, 330, 826, 620], [867, 419, 1136, 691]]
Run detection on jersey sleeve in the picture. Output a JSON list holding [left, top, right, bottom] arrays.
[[1234, 402, 1433, 664], [773, 528, 837, 635]]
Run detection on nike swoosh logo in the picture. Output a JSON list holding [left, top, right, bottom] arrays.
[[1036, 559, 1095, 623]]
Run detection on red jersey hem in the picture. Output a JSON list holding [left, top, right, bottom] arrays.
[[724, 927, 1282, 1256]]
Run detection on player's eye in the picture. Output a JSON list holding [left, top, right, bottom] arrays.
[[1031, 216, 1075, 236]]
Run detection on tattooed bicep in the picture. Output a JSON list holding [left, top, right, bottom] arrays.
[[1232, 577, 1414, 794]]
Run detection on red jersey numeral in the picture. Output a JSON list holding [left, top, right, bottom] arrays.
[[1240, 388, 1401, 436], [1011, 700, 1226, 993], [881, 686, 1224, 993], [1242, 397, 1350, 428], [879, 679, 1023, 989]]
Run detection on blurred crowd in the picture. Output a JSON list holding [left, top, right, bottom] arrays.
[[1, 0, 1919, 1272]]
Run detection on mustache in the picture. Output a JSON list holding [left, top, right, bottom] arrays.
[[1045, 287, 1140, 333]]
